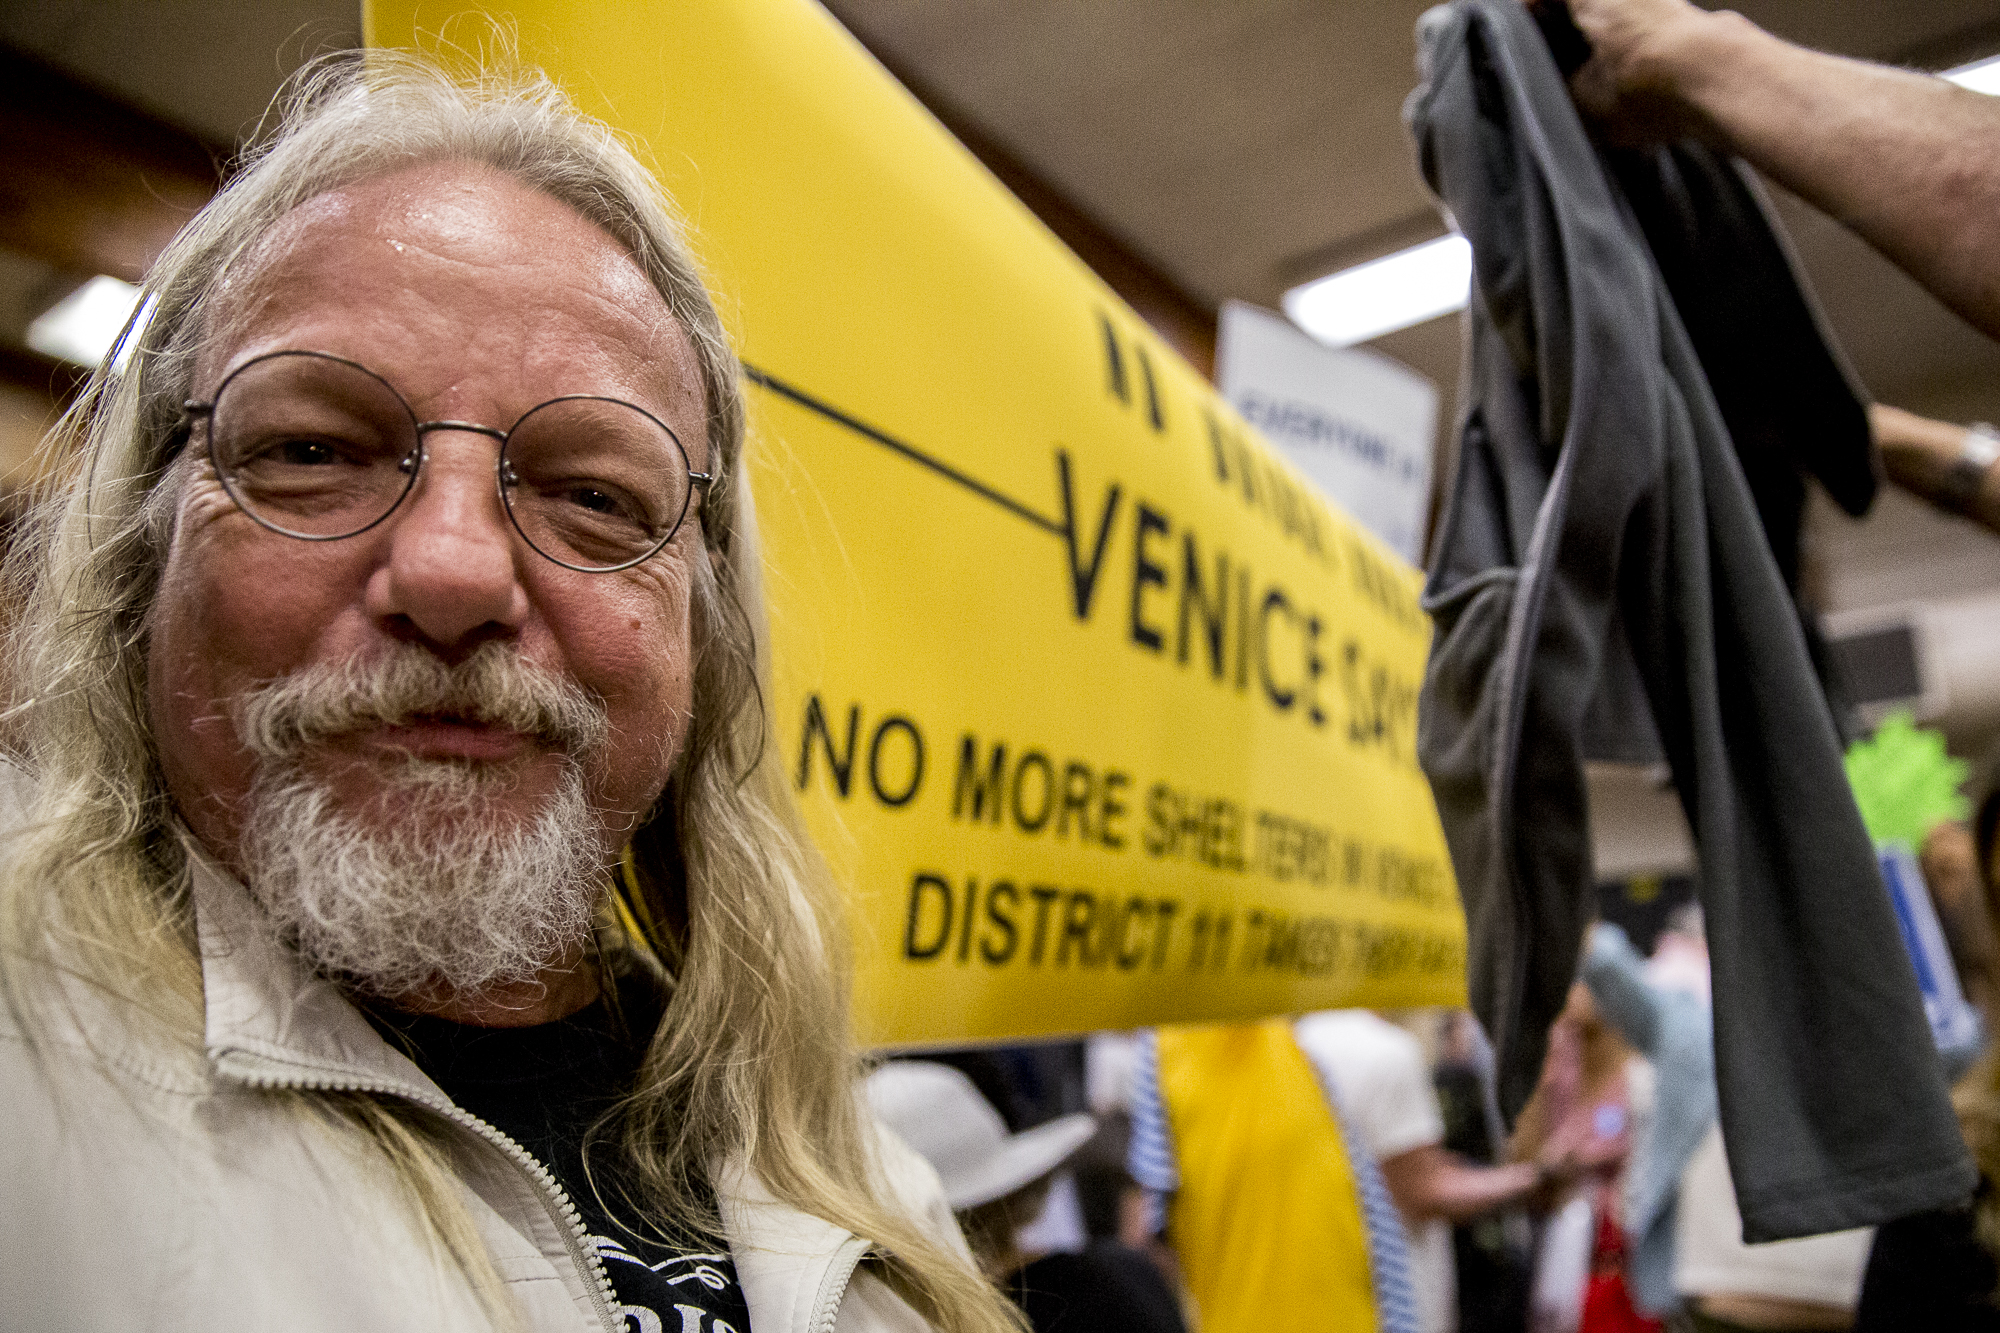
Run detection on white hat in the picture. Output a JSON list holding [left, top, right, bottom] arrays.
[[866, 1060, 1097, 1211]]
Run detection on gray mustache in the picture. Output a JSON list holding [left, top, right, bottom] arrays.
[[235, 641, 610, 762]]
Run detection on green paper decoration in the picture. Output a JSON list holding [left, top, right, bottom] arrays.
[[1844, 711, 1969, 848]]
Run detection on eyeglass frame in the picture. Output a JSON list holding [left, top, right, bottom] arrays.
[[174, 349, 713, 574]]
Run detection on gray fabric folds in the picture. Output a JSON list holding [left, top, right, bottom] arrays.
[[1407, 0, 1973, 1240]]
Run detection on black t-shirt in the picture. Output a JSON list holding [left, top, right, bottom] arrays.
[[370, 974, 754, 1333], [1011, 1241, 1188, 1333], [1856, 1194, 2000, 1333]]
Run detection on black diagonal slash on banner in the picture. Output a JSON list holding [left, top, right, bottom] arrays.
[[741, 365, 1125, 621]]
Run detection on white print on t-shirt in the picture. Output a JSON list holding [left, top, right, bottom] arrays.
[[613, 1304, 738, 1333], [594, 1236, 733, 1288], [592, 1237, 739, 1333]]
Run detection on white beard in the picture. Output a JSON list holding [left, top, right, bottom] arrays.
[[232, 643, 615, 1004]]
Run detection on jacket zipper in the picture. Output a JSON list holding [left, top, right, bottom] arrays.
[[229, 1063, 621, 1332], [808, 1238, 870, 1333]]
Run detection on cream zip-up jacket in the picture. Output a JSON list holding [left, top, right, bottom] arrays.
[[1, 839, 960, 1333]]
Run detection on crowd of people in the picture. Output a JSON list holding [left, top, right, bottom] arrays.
[[876, 870, 1995, 1333]]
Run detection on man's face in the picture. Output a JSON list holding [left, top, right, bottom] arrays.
[[149, 161, 708, 894]]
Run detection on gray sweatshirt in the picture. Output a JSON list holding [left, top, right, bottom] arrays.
[[1408, 0, 1972, 1241]]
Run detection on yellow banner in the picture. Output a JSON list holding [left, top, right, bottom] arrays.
[[367, 0, 1466, 1045]]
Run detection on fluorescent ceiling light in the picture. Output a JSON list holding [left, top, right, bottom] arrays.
[[1945, 54, 2000, 95], [1282, 234, 1472, 348], [27, 274, 144, 370]]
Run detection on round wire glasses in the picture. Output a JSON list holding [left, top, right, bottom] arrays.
[[179, 350, 711, 573]]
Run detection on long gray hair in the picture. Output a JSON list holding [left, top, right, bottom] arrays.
[[0, 53, 1014, 1333]]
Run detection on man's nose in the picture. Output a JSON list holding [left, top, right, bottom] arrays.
[[364, 432, 530, 651]]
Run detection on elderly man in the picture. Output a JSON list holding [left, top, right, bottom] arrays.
[[0, 56, 1013, 1333]]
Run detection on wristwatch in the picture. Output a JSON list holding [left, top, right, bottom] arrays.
[[1942, 422, 2000, 515]]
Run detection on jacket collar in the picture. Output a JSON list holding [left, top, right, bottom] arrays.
[[189, 834, 877, 1323], [188, 837, 441, 1100], [716, 1156, 873, 1333]]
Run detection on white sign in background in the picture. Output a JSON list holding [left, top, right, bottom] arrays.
[[1216, 300, 1440, 564]]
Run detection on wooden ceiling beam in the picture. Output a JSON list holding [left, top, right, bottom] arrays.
[[0, 46, 222, 285], [0, 343, 85, 405]]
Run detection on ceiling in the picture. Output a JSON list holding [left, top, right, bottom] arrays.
[[8, 1, 2000, 393], [0, 0, 360, 146], [819, 0, 2000, 423], [7, 0, 2000, 610]]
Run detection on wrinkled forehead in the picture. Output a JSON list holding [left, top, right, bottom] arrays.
[[194, 160, 702, 425]]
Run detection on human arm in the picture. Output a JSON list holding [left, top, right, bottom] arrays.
[[1558, 0, 2000, 340], [1920, 820, 1998, 1020], [1577, 922, 1664, 1056], [1376, 1142, 1550, 1223], [1870, 405, 2000, 535]]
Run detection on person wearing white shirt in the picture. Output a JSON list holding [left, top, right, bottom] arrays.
[[1296, 1011, 1563, 1333]]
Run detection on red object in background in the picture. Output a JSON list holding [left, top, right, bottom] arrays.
[[1580, 1192, 1661, 1333]]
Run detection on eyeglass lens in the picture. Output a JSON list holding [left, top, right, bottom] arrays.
[[208, 353, 418, 540], [206, 351, 694, 571], [505, 397, 691, 570]]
